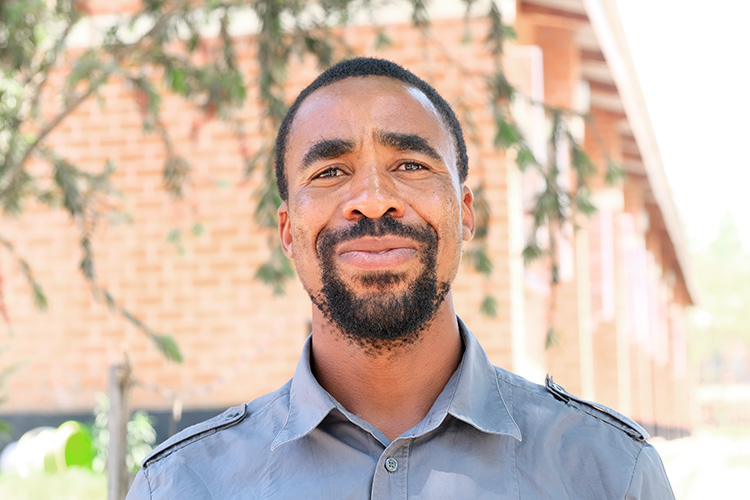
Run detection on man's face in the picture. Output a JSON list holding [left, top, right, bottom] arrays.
[[278, 76, 474, 350]]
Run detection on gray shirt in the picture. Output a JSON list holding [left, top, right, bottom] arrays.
[[127, 318, 675, 499]]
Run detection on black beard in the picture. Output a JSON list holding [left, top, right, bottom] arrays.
[[311, 217, 450, 352]]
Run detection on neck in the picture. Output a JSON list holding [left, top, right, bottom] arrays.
[[310, 294, 463, 441]]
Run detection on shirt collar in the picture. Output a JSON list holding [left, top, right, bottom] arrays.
[[271, 317, 522, 450], [271, 336, 337, 450], [447, 318, 522, 441]]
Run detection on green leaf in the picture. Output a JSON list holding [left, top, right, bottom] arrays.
[[212, 178, 232, 190], [79, 236, 96, 281], [130, 76, 162, 119], [480, 294, 498, 317], [254, 247, 295, 296], [1, 238, 47, 311], [574, 190, 597, 216], [31, 281, 48, 311], [488, 72, 514, 102], [571, 145, 596, 179], [191, 223, 205, 237], [484, 0, 505, 55], [545, 327, 560, 350], [187, 31, 201, 52], [64, 50, 102, 104], [303, 34, 333, 69], [166, 228, 185, 256], [53, 158, 84, 217], [605, 160, 625, 185], [464, 247, 493, 276], [502, 25, 518, 41], [166, 228, 181, 244], [374, 29, 393, 49], [101, 289, 117, 312], [516, 145, 537, 172], [243, 147, 269, 179], [522, 241, 544, 263], [1, 169, 34, 215], [163, 156, 190, 198], [551, 263, 560, 284], [533, 186, 564, 224], [409, 0, 430, 27], [253, 179, 282, 229], [151, 334, 183, 363], [493, 116, 520, 148], [0, 420, 12, 438], [164, 64, 189, 95]]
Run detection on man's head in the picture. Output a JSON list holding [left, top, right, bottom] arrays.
[[275, 58, 474, 352], [275, 58, 469, 202]]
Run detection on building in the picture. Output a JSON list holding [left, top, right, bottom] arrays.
[[0, 0, 695, 444]]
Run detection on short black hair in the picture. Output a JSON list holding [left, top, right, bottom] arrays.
[[274, 57, 469, 201]]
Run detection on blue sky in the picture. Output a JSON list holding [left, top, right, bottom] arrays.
[[615, 0, 750, 251]]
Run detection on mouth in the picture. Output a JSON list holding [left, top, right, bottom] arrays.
[[336, 236, 418, 270]]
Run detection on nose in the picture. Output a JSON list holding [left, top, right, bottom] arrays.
[[341, 168, 406, 221]]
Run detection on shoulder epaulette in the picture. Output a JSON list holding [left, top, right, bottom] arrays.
[[545, 375, 649, 442], [142, 404, 247, 468]]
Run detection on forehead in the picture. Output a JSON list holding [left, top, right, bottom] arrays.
[[287, 76, 453, 155]]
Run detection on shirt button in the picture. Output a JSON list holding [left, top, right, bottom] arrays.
[[384, 457, 399, 473]]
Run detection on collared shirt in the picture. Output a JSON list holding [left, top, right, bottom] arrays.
[[127, 318, 675, 499]]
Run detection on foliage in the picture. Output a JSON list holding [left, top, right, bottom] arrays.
[[0, 0, 615, 356], [688, 213, 750, 383], [0, 354, 14, 439], [91, 393, 157, 475], [0, 0, 256, 361], [481, 5, 620, 334]]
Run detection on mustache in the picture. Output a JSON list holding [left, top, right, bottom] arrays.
[[316, 217, 437, 256]]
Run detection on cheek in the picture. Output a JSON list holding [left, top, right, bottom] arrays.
[[422, 192, 464, 271], [287, 221, 325, 293], [289, 195, 326, 248], [290, 219, 321, 265], [286, 194, 338, 280]]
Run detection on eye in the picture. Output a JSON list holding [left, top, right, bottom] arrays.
[[397, 161, 426, 172], [314, 167, 342, 179]]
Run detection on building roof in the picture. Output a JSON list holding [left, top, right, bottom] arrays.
[[520, 0, 698, 304]]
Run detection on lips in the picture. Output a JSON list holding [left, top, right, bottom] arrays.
[[336, 236, 418, 270]]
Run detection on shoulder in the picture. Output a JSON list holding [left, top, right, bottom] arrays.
[[543, 374, 649, 441], [142, 381, 292, 469], [495, 367, 649, 442], [492, 368, 673, 498], [141, 404, 247, 468]]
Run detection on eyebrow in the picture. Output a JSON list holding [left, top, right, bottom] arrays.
[[377, 131, 442, 161], [299, 131, 442, 170], [301, 138, 356, 169]]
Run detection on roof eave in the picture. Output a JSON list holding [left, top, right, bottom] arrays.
[[582, 0, 698, 305]]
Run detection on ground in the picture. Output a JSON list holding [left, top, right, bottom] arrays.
[[651, 427, 750, 499], [0, 467, 106, 500]]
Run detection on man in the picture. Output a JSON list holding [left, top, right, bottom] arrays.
[[127, 57, 675, 499]]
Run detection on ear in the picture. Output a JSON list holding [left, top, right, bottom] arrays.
[[278, 201, 294, 258], [460, 184, 475, 242]]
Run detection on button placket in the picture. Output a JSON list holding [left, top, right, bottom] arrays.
[[371, 440, 411, 500]]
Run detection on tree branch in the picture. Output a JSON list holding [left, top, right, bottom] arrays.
[[1, 0, 194, 199], [25, 10, 82, 114], [0, 63, 117, 197]]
